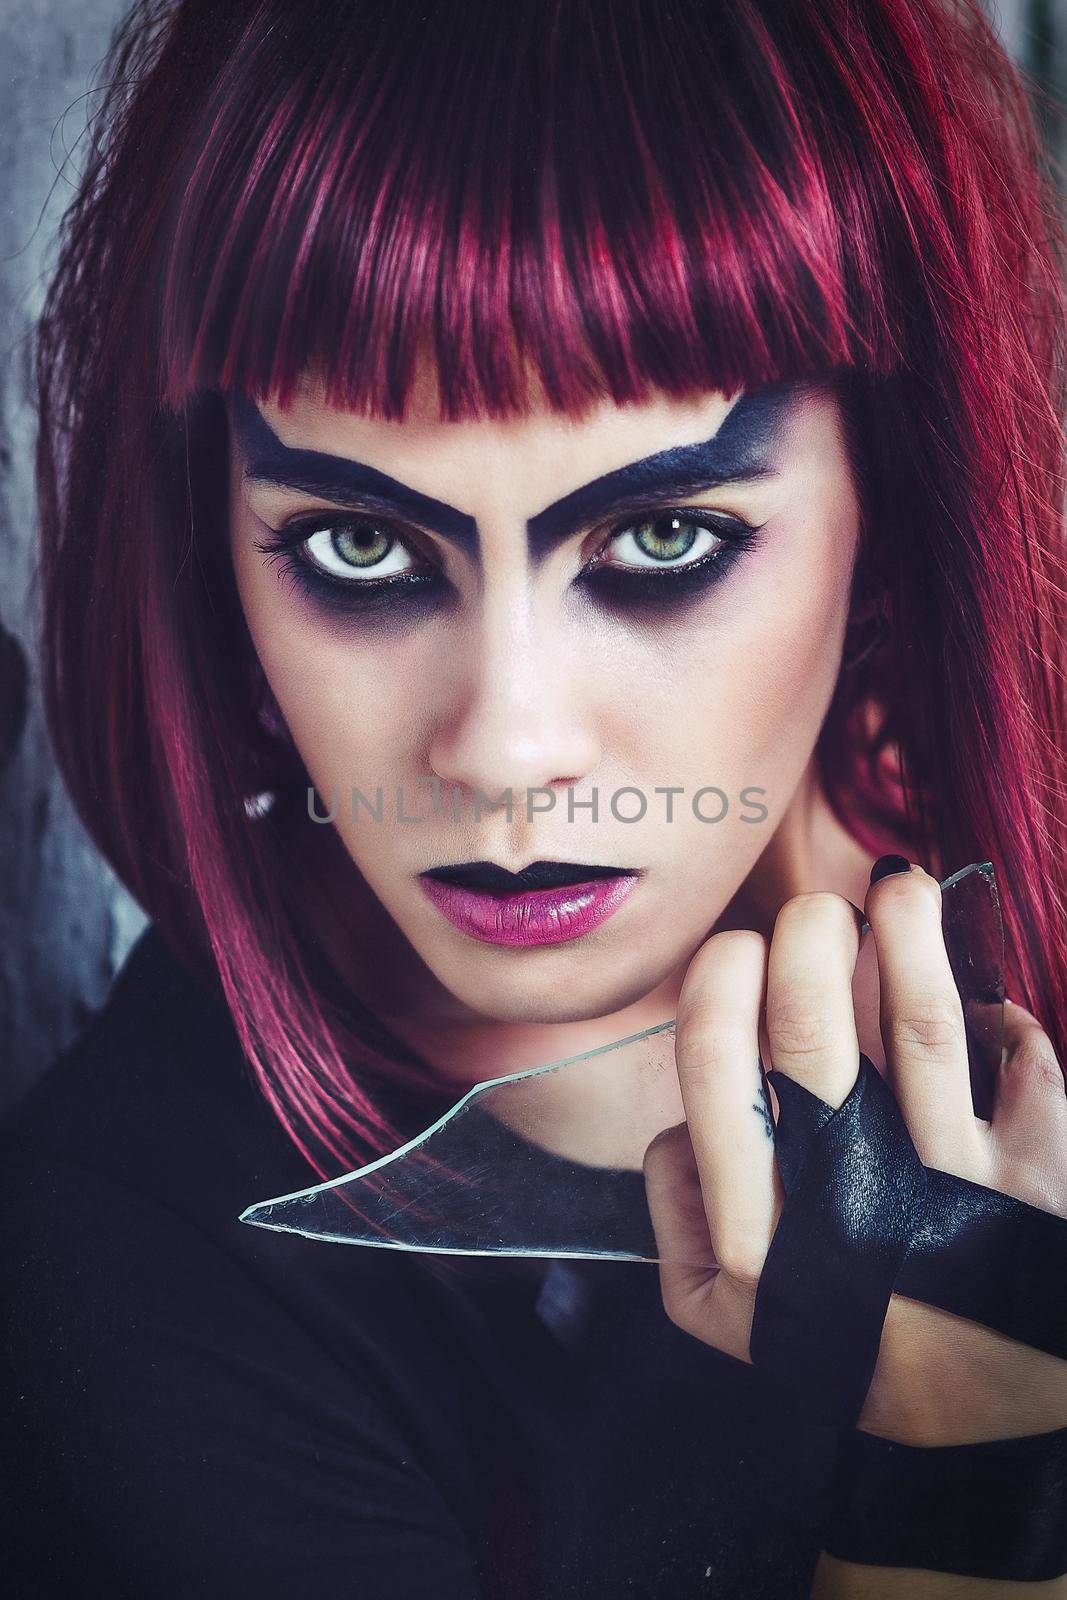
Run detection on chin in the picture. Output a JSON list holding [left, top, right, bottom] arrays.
[[425, 949, 678, 1027]]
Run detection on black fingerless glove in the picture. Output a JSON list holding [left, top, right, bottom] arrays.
[[747, 1055, 1067, 1582], [822, 1424, 1067, 1582]]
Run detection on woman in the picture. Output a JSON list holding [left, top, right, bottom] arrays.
[[3, 0, 1067, 1594]]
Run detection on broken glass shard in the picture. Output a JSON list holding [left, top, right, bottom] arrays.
[[239, 861, 1004, 1263]]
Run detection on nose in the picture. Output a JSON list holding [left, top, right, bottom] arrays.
[[427, 588, 601, 801]]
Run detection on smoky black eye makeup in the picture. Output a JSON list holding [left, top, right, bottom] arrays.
[[580, 509, 765, 608], [251, 501, 766, 618], [252, 511, 441, 610]]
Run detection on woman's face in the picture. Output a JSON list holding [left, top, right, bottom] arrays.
[[228, 373, 861, 1025]]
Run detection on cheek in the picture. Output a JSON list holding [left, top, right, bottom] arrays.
[[605, 502, 855, 800], [264, 632, 421, 787], [230, 547, 420, 785]]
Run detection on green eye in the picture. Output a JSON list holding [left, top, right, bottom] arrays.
[[254, 500, 761, 620], [331, 524, 393, 567], [302, 520, 418, 581], [606, 513, 725, 570]]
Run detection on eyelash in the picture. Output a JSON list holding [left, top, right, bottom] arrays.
[[251, 506, 765, 614]]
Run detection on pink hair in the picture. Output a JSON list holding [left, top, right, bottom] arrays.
[[34, 0, 1067, 1178]]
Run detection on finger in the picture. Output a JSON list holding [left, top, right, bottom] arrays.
[[643, 1120, 762, 1365], [991, 997, 1067, 1213], [671, 927, 777, 1284], [764, 892, 863, 1108], [863, 860, 980, 1169], [643, 1120, 716, 1311], [851, 914, 888, 1073]]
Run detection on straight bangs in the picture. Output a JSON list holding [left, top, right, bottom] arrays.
[[156, 0, 912, 420]]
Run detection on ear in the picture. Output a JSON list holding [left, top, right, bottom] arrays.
[[242, 656, 305, 799], [252, 665, 292, 743], [841, 544, 892, 673]]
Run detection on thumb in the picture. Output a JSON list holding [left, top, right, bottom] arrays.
[[644, 1120, 719, 1331]]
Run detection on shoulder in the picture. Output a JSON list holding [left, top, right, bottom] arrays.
[[0, 923, 466, 1343], [0, 924, 531, 1412], [0, 923, 310, 1219], [0, 930, 483, 1595], [0, 924, 403, 1379]]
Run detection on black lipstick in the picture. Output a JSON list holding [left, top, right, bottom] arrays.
[[420, 860, 637, 896]]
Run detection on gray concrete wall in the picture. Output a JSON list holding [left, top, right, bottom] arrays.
[[0, 0, 1063, 1112], [0, 0, 144, 1112]]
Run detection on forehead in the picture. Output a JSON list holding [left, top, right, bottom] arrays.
[[235, 375, 827, 522], [257, 383, 735, 482]]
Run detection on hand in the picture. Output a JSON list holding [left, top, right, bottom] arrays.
[[643, 861, 1067, 1447]]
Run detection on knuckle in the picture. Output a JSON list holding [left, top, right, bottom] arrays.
[[678, 929, 765, 1011], [888, 993, 966, 1058], [692, 926, 767, 967], [1004, 1155, 1067, 1215], [714, 1236, 765, 1289], [642, 1121, 690, 1178], [768, 996, 842, 1059], [708, 926, 768, 958], [1004, 996, 1041, 1029], [1007, 1032, 1065, 1095], [775, 891, 855, 931], [675, 1019, 754, 1087], [641, 1128, 672, 1176], [870, 864, 940, 911]]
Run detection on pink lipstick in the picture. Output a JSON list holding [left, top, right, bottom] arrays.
[[418, 864, 640, 947]]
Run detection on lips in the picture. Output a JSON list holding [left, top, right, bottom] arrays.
[[417, 859, 641, 947], [421, 859, 635, 894]]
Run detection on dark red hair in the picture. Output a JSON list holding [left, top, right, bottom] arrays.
[[33, 0, 1067, 1177]]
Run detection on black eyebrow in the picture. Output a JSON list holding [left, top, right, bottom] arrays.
[[231, 381, 800, 563], [525, 384, 796, 559], [230, 393, 478, 549]]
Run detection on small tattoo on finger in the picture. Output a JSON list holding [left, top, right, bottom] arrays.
[[753, 1058, 775, 1139]]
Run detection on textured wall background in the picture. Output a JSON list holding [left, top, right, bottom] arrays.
[[0, 0, 1064, 1112], [1, 0, 143, 1114]]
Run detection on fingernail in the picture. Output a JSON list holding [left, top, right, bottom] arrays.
[[869, 853, 911, 885]]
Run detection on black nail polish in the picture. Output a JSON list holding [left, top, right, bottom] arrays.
[[869, 853, 911, 885]]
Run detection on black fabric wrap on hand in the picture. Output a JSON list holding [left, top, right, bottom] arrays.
[[750, 1053, 1067, 1427], [750, 1058, 927, 1428], [822, 1424, 1067, 1582], [748, 1053, 1067, 1581]]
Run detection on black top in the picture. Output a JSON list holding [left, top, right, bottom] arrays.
[[0, 924, 837, 1598]]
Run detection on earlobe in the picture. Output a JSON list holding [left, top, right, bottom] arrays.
[[242, 650, 290, 747], [241, 659, 305, 803], [253, 672, 291, 744]]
